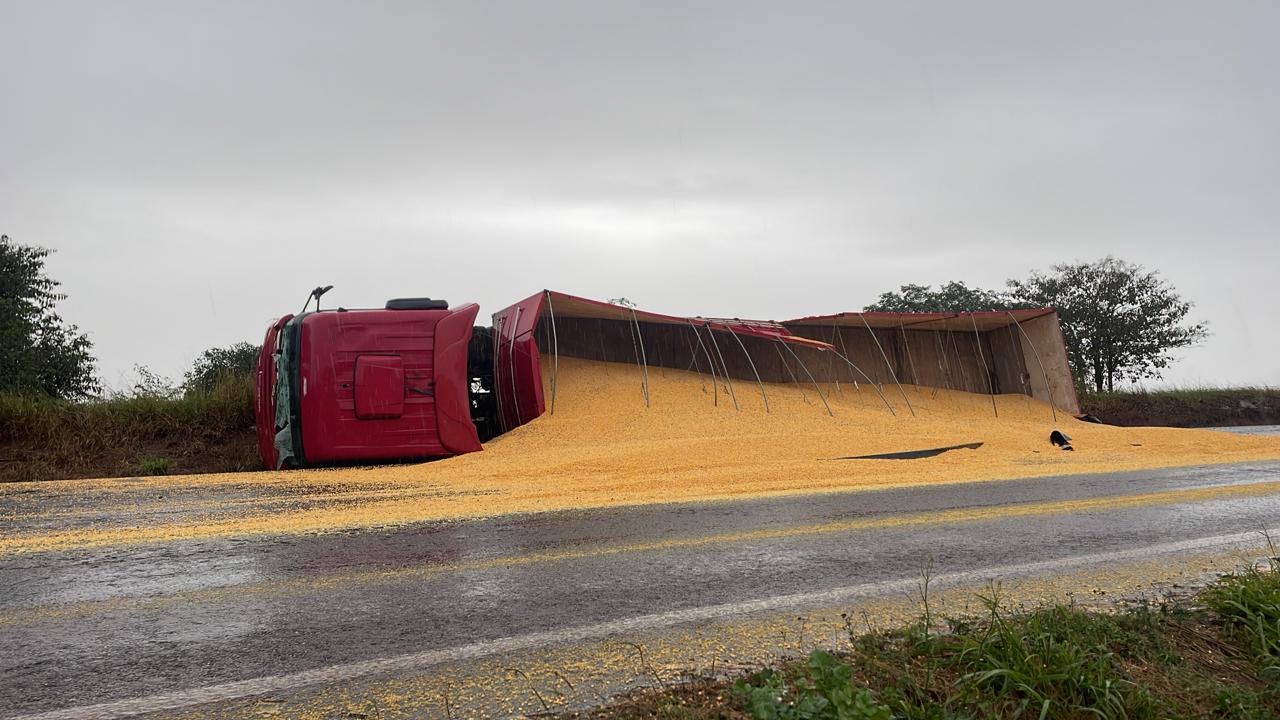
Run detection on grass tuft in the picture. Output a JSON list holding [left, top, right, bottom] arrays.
[[133, 456, 172, 476], [1202, 539, 1280, 677]]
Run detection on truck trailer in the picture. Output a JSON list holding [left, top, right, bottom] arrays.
[[255, 288, 1079, 470]]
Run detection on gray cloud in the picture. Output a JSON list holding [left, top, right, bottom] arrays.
[[2, 1, 1276, 388]]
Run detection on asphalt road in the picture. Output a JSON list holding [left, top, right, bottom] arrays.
[[3, 460, 1280, 719]]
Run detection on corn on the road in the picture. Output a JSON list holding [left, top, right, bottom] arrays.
[[4, 358, 1277, 552]]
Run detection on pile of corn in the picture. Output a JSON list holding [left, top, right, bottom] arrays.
[[467, 357, 1279, 500], [7, 357, 1279, 552]]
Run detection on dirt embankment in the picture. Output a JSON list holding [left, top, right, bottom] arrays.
[[0, 380, 258, 482], [0, 426, 257, 482], [1081, 388, 1280, 428]]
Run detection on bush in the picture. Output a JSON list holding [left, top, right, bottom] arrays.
[[183, 342, 260, 396]]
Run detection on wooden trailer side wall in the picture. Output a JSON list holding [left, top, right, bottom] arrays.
[[535, 317, 793, 384], [988, 324, 1030, 396], [1016, 312, 1080, 414], [532, 314, 1074, 412], [785, 325, 1007, 397]]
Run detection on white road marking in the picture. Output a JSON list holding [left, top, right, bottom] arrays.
[[10, 528, 1278, 720]]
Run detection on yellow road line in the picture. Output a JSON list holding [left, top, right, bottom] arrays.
[[3, 476, 1279, 557], [387, 479, 1280, 573]]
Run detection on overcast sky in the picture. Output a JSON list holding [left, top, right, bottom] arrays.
[[2, 1, 1276, 390]]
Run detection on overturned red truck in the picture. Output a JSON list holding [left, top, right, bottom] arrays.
[[254, 295, 492, 469], [255, 288, 1079, 469]]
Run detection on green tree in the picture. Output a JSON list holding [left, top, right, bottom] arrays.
[[863, 281, 1023, 313], [1008, 257, 1207, 392], [183, 341, 260, 395], [0, 234, 99, 398]]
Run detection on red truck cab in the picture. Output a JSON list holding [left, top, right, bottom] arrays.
[[254, 298, 491, 469]]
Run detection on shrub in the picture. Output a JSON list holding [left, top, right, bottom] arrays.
[[734, 650, 892, 720], [183, 342, 260, 396], [134, 457, 171, 476]]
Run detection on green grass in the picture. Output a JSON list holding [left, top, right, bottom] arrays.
[[133, 456, 172, 476], [1202, 539, 1280, 677], [0, 376, 258, 481], [734, 651, 892, 719], [571, 554, 1280, 720], [1080, 386, 1280, 428]]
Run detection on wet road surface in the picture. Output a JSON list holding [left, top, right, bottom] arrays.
[[3, 461, 1280, 718]]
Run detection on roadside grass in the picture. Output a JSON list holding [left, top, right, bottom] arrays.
[[568, 551, 1280, 720], [1081, 385, 1280, 428], [1202, 538, 1280, 677], [133, 456, 172, 476], [0, 376, 258, 481]]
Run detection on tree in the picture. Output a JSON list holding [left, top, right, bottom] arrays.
[[0, 234, 99, 398], [183, 341, 260, 395], [863, 281, 1024, 313], [1008, 257, 1207, 392]]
